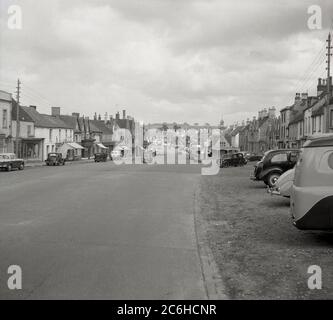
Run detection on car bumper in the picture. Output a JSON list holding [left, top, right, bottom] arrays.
[[267, 186, 281, 196], [250, 175, 258, 181]]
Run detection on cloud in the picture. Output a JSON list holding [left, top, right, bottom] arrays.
[[0, 0, 333, 125]]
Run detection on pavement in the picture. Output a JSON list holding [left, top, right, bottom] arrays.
[[0, 162, 209, 300], [24, 158, 95, 168], [198, 163, 333, 299]]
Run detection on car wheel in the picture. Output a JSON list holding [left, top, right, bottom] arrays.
[[7, 164, 12, 172], [267, 172, 281, 188], [19, 163, 24, 170]]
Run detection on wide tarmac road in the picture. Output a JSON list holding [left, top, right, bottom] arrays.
[[0, 162, 207, 299]]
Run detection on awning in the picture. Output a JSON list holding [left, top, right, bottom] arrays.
[[57, 143, 84, 158], [68, 142, 84, 150], [96, 143, 108, 149]]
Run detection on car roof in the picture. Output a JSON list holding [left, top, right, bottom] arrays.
[[0, 153, 15, 156], [303, 135, 333, 148], [266, 149, 299, 154]]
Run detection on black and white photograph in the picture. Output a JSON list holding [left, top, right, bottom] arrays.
[[0, 0, 333, 306]]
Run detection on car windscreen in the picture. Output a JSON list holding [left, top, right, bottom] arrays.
[[0, 155, 9, 159]]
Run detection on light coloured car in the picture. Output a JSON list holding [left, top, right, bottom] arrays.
[[291, 135, 333, 230], [0, 153, 25, 171], [267, 168, 294, 198]]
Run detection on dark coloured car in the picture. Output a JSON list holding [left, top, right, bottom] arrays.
[[221, 152, 247, 168], [0, 153, 25, 171], [250, 149, 300, 187], [94, 153, 108, 162], [245, 153, 263, 162], [45, 153, 66, 166]]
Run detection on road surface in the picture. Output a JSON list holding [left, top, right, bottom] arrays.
[[0, 162, 207, 299]]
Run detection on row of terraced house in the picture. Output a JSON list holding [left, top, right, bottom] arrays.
[[225, 77, 333, 154], [0, 89, 137, 162]]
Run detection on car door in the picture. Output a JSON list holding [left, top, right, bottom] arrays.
[[288, 151, 299, 170], [10, 155, 18, 169]]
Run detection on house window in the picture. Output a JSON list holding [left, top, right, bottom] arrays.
[[49, 129, 52, 142], [27, 125, 32, 136], [312, 117, 316, 133], [330, 110, 333, 128], [2, 109, 8, 128], [59, 129, 61, 141], [319, 116, 322, 132]]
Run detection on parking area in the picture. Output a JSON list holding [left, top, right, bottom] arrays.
[[198, 163, 333, 299]]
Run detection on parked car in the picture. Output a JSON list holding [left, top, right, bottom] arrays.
[[220, 152, 247, 168], [291, 135, 333, 230], [267, 168, 294, 198], [94, 153, 108, 162], [245, 153, 263, 162], [250, 149, 300, 187], [45, 153, 66, 166], [0, 153, 24, 171]]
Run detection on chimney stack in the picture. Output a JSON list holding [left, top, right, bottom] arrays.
[[98, 114, 101, 121], [123, 110, 126, 119], [30, 105, 37, 110], [51, 107, 60, 117], [116, 112, 120, 120], [301, 93, 308, 101], [94, 112, 97, 120], [72, 112, 80, 117], [268, 107, 276, 118]]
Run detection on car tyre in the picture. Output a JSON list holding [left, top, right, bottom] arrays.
[[267, 172, 281, 188], [7, 164, 12, 172], [19, 163, 24, 170]]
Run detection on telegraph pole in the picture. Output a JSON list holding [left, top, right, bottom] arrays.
[[15, 79, 21, 157], [326, 33, 332, 132]]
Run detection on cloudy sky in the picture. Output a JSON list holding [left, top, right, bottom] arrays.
[[0, 0, 333, 125]]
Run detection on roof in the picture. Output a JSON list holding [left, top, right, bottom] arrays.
[[289, 111, 304, 125], [280, 105, 292, 112], [89, 120, 113, 135], [230, 126, 244, 136], [21, 106, 73, 129], [59, 115, 80, 132], [88, 120, 103, 133], [304, 135, 333, 148], [11, 100, 34, 122]]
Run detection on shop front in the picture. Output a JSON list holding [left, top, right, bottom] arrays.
[[15, 138, 44, 161]]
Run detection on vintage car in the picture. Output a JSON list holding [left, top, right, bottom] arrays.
[[245, 153, 263, 162], [220, 152, 247, 168], [267, 168, 294, 198], [94, 153, 108, 162], [45, 153, 66, 166], [250, 149, 300, 187], [0, 153, 25, 171], [291, 136, 333, 230]]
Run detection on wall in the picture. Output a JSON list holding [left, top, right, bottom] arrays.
[[12, 120, 35, 138], [0, 93, 13, 153], [35, 127, 74, 160]]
